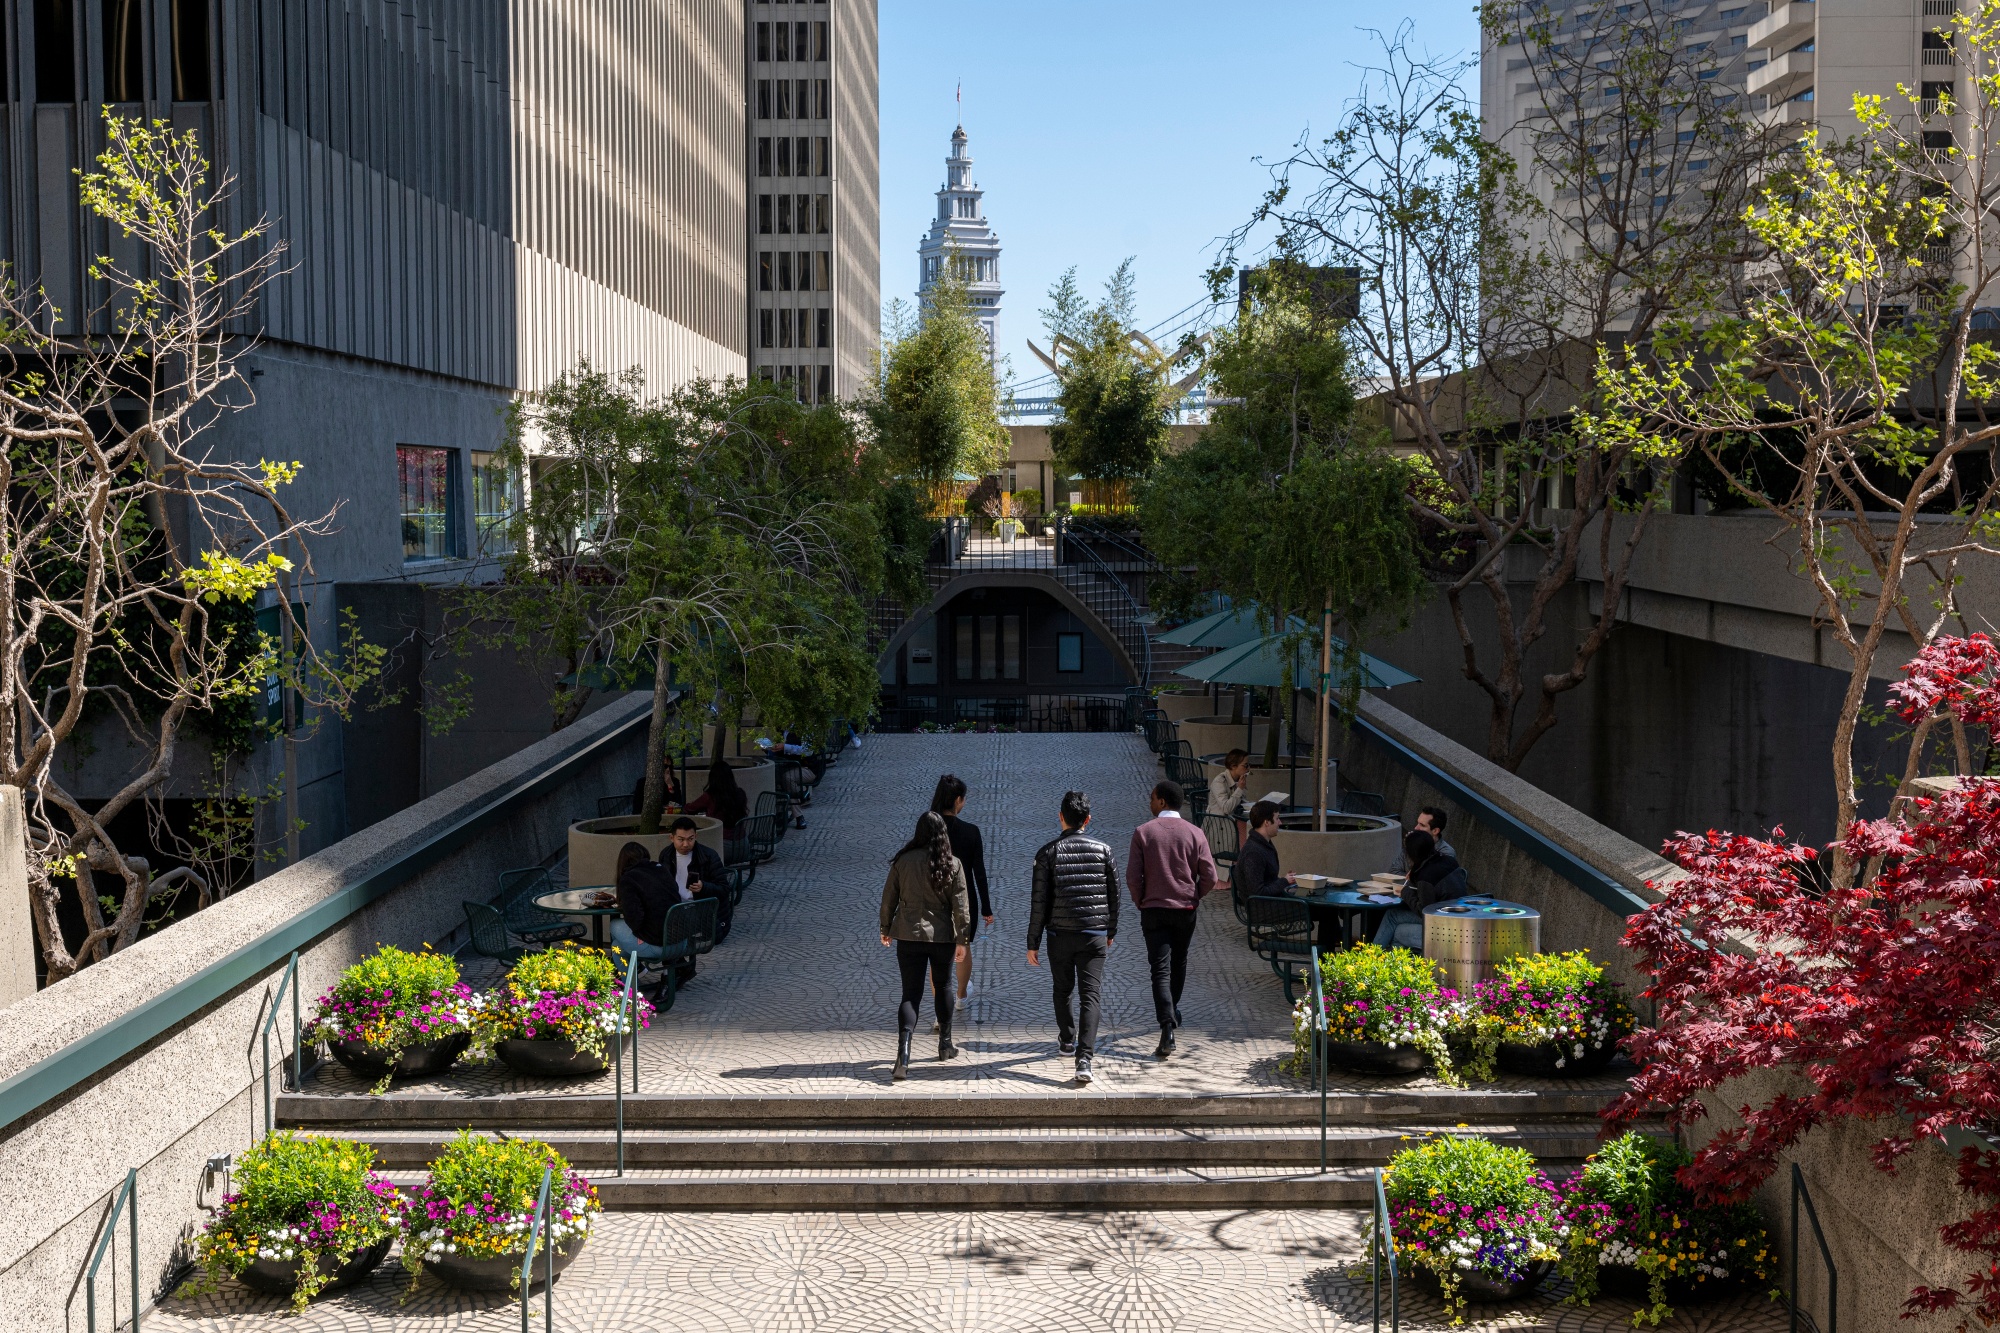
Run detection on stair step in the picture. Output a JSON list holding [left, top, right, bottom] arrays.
[[314, 1121, 1634, 1171]]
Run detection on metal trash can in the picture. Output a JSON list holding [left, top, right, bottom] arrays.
[[1422, 897, 1540, 991]]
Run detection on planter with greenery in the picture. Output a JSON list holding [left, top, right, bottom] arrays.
[[303, 947, 485, 1093], [186, 1132, 402, 1312], [1289, 945, 1497, 1085], [1374, 1135, 1565, 1323], [1559, 1133, 1773, 1324], [401, 1132, 599, 1293], [480, 944, 652, 1077], [1477, 951, 1635, 1076]]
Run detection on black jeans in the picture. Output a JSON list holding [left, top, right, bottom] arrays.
[[1140, 906, 1198, 1032], [896, 940, 957, 1037], [1046, 931, 1107, 1058]]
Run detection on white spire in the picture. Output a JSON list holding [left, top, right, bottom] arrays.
[[917, 121, 1003, 363]]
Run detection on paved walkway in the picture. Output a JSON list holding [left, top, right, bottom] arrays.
[[155, 734, 1787, 1330]]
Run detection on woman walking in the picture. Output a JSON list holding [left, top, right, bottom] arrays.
[[930, 774, 993, 1005], [879, 810, 971, 1080]]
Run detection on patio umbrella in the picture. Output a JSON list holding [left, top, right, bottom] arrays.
[[1154, 606, 1267, 648], [1170, 633, 1419, 691]]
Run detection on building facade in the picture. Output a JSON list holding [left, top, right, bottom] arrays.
[[917, 124, 1003, 360], [745, 0, 881, 402]]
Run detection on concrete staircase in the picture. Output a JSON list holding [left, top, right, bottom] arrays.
[[278, 1086, 1652, 1211]]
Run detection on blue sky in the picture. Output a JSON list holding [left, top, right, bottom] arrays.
[[877, 0, 1482, 389]]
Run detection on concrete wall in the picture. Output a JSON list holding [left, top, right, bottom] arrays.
[[0, 694, 648, 1332], [1334, 691, 1968, 1333]]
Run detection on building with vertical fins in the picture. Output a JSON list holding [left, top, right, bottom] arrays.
[[746, 0, 882, 403], [917, 125, 1003, 361]]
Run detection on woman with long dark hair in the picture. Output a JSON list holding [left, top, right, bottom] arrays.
[[685, 758, 749, 835], [930, 774, 992, 1007], [879, 810, 971, 1080]]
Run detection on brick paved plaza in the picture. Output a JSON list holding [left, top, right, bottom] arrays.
[[156, 734, 1792, 1331]]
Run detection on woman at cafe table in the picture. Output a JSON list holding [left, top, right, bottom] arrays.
[[1372, 828, 1467, 950]]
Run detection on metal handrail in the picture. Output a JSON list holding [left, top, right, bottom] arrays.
[[1372, 1166, 1399, 1333], [1791, 1162, 1837, 1333], [86, 1167, 140, 1333], [258, 951, 313, 1138], [519, 1165, 556, 1333], [1308, 945, 1327, 1174], [612, 955, 642, 1177]]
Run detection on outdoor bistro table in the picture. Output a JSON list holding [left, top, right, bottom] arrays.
[[533, 886, 622, 948], [1423, 896, 1541, 990], [1292, 886, 1403, 951]]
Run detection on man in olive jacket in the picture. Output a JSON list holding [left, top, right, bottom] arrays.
[[1027, 790, 1119, 1084]]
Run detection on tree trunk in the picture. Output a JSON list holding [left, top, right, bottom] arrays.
[[637, 633, 672, 835]]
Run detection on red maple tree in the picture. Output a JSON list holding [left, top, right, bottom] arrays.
[[1606, 635, 2000, 1322]]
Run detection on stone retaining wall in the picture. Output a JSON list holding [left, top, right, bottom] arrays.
[[0, 694, 648, 1331]]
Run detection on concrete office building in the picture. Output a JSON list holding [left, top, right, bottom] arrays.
[[917, 123, 1003, 361], [745, 0, 881, 401], [6, 2, 875, 873]]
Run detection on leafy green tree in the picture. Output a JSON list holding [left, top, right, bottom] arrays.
[[1039, 260, 1183, 489], [867, 264, 1007, 512]]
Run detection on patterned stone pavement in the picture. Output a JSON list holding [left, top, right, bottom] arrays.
[[156, 735, 1793, 1329], [295, 733, 1624, 1104], [159, 1208, 1790, 1331]]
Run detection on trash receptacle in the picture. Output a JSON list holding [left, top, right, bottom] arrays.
[[1423, 897, 1540, 991]]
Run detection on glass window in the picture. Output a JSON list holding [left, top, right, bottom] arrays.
[[797, 193, 811, 234], [776, 78, 791, 118], [816, 251, 830, 291], [778, 252, 793, 291], [398, 445, 458, 563], [170, 0, 211, 100], [758, 194, 772, 234], [815, 193, 830, 233], [795, 21, 809, 58], [815, 136, 829, 176], [955, 617, 974, 681], [469, 451, 518, 556], [777, 137, 791, 176], [778, 193, 791, 233], [756, 79, 771, 119], [105, 0, 144, 100], [814, 20, 828, 59], [759, 251, 772, 291], [759, 309, 773, 347], [38, 0, 75, 102], [1057, 633, 1083, 673], [779, 309, 793, 348], [756, 22, 770, 61], [978, 615, 997, 681], [796, 79, 810, 119], [817, 308, 831, 349], [757, 137, 771, 175], [1001, 615, 1021, 680], [816, 78, 829, 118], [775, 20, 789, 59], [817, 365, 832, 401]]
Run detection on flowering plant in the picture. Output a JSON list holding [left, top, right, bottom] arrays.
[[1476, 951, 1635, 1068], [302, 946, 485, 1093], [1373, 1135, 1567, 1325], [1558, 1133, 1772, 1325], [1288, 945, 1496, 1086], [475, 943, 651, 1063], [187, 1132, 402, 1313], [399, 1131, 598, 1293]]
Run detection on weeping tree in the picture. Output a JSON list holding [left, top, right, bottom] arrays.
[[4, 115, 367, 978]]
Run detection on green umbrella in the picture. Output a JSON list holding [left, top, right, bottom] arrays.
[[1154, 606, 1267, 648], [1170, 633, 1419, 690]]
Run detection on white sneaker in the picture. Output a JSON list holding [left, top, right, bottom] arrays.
[[931, 1017, 940, 1033]]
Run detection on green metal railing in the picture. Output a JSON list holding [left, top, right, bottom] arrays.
[[1370, 1166, 1399, 1333], [520, 1165, 557, 1332], [258, 951, 312, 1138], [86, 1167, 140, 1333], [1308, 945, 1328, 1173], [612, 955, 642, 1177], [1790, 1163, 1837, 1333]]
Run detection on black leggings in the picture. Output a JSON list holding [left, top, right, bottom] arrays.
[[896, 940, 957, 1036]]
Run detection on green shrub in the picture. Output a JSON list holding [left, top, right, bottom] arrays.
[[1378, 1135, 1564, 1324], [400, 1131, 600, 1290], [302, 945, 486, 1093]]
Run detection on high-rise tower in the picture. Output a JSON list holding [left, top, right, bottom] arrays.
[[918, 124, 1003, 361]]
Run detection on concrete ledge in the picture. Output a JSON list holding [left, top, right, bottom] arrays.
[[0, 693, 648, 1330]]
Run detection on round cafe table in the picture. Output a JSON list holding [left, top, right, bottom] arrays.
[[533, 886, 621, 948], [1292, 886, 1402, 951]]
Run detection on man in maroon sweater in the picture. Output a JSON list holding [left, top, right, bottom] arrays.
[[1127, 778, 1218, 1058]]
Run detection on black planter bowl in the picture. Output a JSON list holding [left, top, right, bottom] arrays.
[[1321, 1038, 1429, 1077], [1597, 1262, 1750, 1302], [497, 1032, 629, 1078], [1496, 1036, 1617, 1077], [1410, 1258, 1553, 1302], [329, 1032, 471, 1084], [238, 1234, 393, 1297], [422, 1239, 585, 1292]]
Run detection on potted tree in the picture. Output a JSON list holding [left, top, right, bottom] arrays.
[[480, 944, 652, 1077], [303, 946, 485, 1093], [1476, 950, 1636, 1076], [1377, 1135, 1564, 1321], [186, 1132, 402, 1312], [401, 1132, 600, 1292]]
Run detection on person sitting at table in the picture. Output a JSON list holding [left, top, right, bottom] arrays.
[[1373, 829, 1468, 950], [1392, 806, 1456, 871], [629, 762, 685, 819], [1208, 750, 1252, 824], [685, 758, 750, 841], [1232, 800, 1294, 900], [612, 841, 690, 1000]]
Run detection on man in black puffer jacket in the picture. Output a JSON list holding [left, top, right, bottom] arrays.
[[1027, 789, 1120, 1084]]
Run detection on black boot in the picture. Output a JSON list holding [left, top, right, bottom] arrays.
[[938, 1019, 961, 1061], [892, 1030, 912, 1081]]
